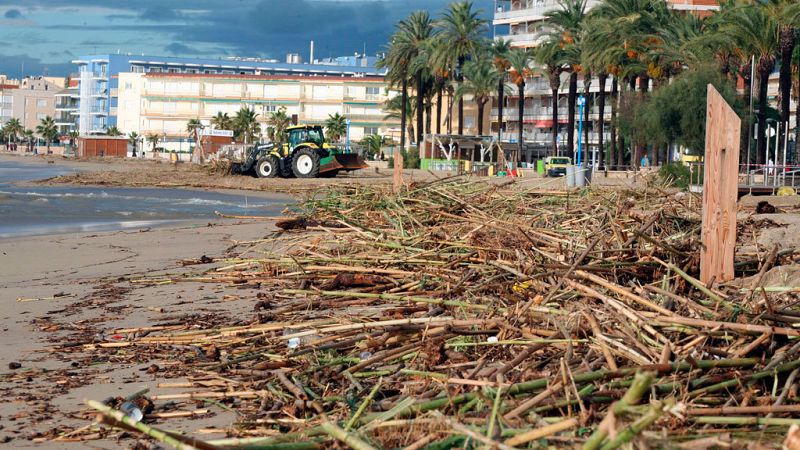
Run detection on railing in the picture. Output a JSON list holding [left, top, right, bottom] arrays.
[[687, 162, 800, 191]]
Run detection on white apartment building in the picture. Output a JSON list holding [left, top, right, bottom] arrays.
[[117, 73, 398, 152]]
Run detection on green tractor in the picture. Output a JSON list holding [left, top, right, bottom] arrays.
[[234, 125, 367, 179]]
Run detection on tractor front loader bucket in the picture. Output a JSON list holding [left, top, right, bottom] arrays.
[[320, 153, 369, 174]]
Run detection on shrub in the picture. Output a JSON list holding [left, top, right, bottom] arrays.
[[659, 163, 693, 189]]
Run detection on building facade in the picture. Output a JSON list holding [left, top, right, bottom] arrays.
[[117, 72, 399, 152], [492, 0, 722, 160], [11, 77, 59, 131], [0, 84, 17, 126], [72, 54, 385, 136]]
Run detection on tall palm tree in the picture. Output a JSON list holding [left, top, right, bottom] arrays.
[[128, 131, 139, 157], [507, 48, 535, 157], [764, 0, 800, 127], [543, 0, 588, 160], [719, 3, 780, 165], [106, 126, 123, 137], [23, 129, 34, 153], [211, 112, 233, 130], [456, 58, 504, 136], [234, 107, 260, 144], [325, 112, 347, 143], [433, 0, 488, 135], [267, 106, 291, 145], [187, 118, 203, 161], [146, 134, 160, 157], [4, 118, 22, 145], [535, 41, 566, 156], [491, 38, 512, 140], [380, 32, 411, 151], [396, 11, 436, 145], [36, 116, 58, 154]]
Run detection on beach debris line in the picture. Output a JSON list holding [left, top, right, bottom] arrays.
[[53, 178, 800, 448]]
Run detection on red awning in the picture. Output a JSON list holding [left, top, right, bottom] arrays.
[[531, 119, 569, 128]]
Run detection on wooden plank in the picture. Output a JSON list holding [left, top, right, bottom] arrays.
[[700, 85, 741, 284]]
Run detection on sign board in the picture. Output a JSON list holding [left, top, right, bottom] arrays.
[[200, 129, 234, 138], [700, 85, 741, 284]]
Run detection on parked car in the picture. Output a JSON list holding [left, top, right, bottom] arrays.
[[544, 156, 571, 177]]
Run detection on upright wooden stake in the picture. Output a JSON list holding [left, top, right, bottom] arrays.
[[701, 85, 741, 284], [393, 149, 404, 193]]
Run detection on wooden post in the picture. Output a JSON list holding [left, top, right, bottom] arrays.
[[700, 85, 741, 284], [393, 147, 404, 193]]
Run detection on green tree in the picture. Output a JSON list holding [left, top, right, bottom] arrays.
[[325, 112, 347, 142], [36, 117, 58, 154], [507, 48, 535, 157], [23, 129, 34, 153], [491, 38, 512, 141], [4, 118, 22, 144], [128, 131, 139, 157], [534, 41, 566, 156], [400, 11, 436, 144], [433, 0, 487, 135], [718, 3, 780, 164], [234, 107, 261, 144], [266, 106, 291, 145], [765, 0, 800, 127], [146, 134, 160, 156], [361, 134, 385, 159], [456, 58, 504, 136], [211, 112, 233, 130], [543, 0, 588, 159], [106, 126, 122, 137]]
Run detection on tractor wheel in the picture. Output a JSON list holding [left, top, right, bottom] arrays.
[[255, 156, 279, 178], [292, 148, 320, 178]]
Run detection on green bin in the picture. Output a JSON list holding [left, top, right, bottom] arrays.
[[536, 160, 545, 175]]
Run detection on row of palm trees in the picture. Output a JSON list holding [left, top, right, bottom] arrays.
[[382, 0, 800, 167], [1, 116, 62, 154]]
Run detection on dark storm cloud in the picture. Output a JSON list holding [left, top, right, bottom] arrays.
[[0, 52, 72, 77], [4, 8, 21, 18], [0, 0, 493, 76]]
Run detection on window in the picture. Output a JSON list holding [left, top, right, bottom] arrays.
[[264, 105, 277, 113], [124, 82, 133, 90], [149, 67, 162, 73], [366, 87, 380, 96], [204, 70, 217, 74], [364, 127, 379, 136], [168, 68, 181, 74], [37, 99, 48, 108], [186, 69, 198, 74], [131, 65, 145, 73]]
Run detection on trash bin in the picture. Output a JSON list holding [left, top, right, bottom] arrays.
[[574, 165, 586, 187], [566, 166, 576, 187], [536, 160, 545, 176]]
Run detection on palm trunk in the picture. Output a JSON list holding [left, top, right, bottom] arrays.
[[416, 71, 424, 145], [497, 77, 505, 141], [780, 28, 795, 124], [447, 86, 454, 134], [583, 71, 591, 167], [757, 68, 769, 165], [518, 83, 525, 158], [796, 68, 800, 164], [550, 83, 559, 156], [436, 85, 443, 135], [425, 101, 432, 136], [400, 77, 408, 151], [477, 99, 485, 136], [567, 72, 578, 160], [598, 73, 607, 169], [610, 78, 618, 168], [457, 58, 465, 135]]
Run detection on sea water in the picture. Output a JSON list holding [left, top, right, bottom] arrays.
[[0, 160, 288, 238]]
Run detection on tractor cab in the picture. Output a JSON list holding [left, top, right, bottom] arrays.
[[287, 125, 325, 149]]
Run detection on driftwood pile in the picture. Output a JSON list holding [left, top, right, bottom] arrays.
[[67, 179, 800, 448]]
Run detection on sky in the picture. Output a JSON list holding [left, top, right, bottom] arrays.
[[0, 0, 495, 78]]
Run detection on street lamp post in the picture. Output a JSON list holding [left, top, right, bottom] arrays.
[[577, 95, 586, 167]]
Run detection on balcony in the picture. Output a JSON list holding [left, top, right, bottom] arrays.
[[496, 32, 540, 46]]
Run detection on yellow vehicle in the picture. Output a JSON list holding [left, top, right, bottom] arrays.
[[544, 156, 572, 177]]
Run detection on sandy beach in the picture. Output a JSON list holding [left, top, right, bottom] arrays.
[[0, 219, 284, 448]]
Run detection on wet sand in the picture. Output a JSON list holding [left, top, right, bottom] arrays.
[[0, 218, 281, 447]]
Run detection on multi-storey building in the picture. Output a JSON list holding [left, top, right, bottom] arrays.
[[11, 77, 60, 131], [117, 72, 399, 152], [0, 83, 17, 126], [72, 53, 385, 136], [54, 78, 80, 134], [492, 0, 722, 161]]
